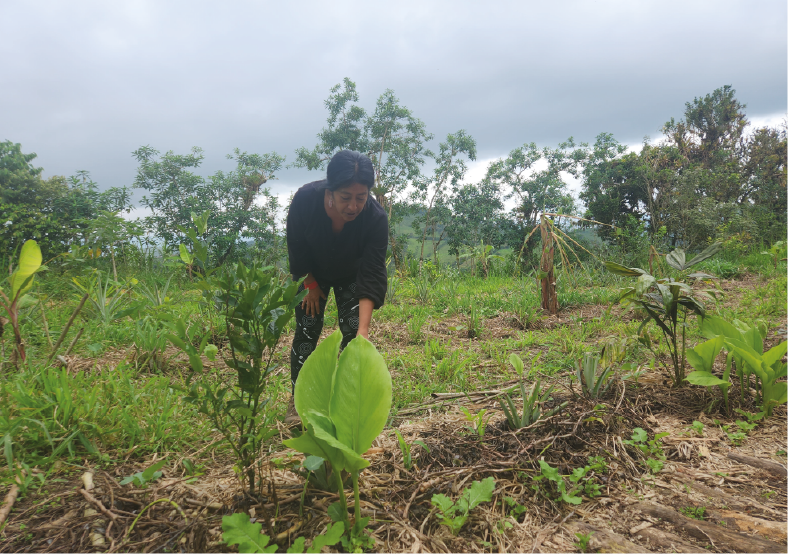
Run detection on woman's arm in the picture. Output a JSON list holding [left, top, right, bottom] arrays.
[[357, 298, 374, 339]]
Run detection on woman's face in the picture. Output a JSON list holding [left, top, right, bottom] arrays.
[[331, 182, 369, 221]]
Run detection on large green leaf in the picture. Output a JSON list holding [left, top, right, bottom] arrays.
[[762, 341, 787, 370], [686, 336, 724, 374], [283, 411, 343, 470], [685, 242, 723, 268], [700, 316, 740, 343], [764, 381, 787, 409], [665, 248, 686, 271], [221, 512, 277, 553], [308, 410, 369, 473], [10, 240, 42, 300], [686, 371, 728, 387], [329, 337, 392, 457], [604, 261, 646, 277], [294, 330, 341, 419]]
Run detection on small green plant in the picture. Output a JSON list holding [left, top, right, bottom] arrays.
[[499, 353, 566, 430], [721, 419, 757, 445], [698, 316, 787, 416], [687, 420, 705, 436], [679, 506, 706, 520], [407, 312, 427, 344], [460, 406, 490, 440], [575, 351, 613, 399], [0, 239, 43, 366], [761, 240, 786, 269], [532, 459, 603, 505], [120, 459, 167, 488], [393, 430, 429, 471], [283, 330, 392, 546], [761, 490, 776, 500], [574, 531, 594, 553], [623, 428, 668, 474], [221, 512, 277, 553], [287, 521, 345, 553], [430, 477, 496, 535], [174, 252, 304, 496], [502, 496, 527, 519]]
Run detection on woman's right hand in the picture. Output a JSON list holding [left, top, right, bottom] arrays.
[[301, 285, 326, 317]]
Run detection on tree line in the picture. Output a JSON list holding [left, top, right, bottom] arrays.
[[1, 81, 784, 270]]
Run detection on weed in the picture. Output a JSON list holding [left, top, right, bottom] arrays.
[[679, 506, 706, 520], [393, 430, 430, 471], [460, 407, 490, 440], [431, 477, 496, 535], [623, 428, 668, 474], [574, 531, 594, 552], [575, 351, 613, 399]]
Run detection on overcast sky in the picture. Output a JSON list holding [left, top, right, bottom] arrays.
[[2, 0, 786, 211]]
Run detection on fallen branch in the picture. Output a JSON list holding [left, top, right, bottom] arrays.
[[79, 488, 119, 521], [46, 293, 88, 366], [633, 524, 706, 553], [565, 520, 650, 553], [635, 501, 784, 553], [0, 484, 19, 528], [727, 452, 787, 480]]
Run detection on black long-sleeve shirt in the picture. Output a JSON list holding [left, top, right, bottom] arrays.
[[286, 180, 388, 308]]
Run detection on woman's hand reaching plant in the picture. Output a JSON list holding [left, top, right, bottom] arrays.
[[301, 277, 326, 316]]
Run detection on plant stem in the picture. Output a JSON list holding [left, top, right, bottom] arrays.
[[335, 468, 349, 526], [352, 472, 361, 523]]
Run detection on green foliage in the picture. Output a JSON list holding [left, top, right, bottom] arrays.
[[531, 459, 604, 505], [679, 506, 706, 520], [283, 330, 391, 537], [286, 522, 345, 553], [498, 378, 569, 430], [687, 421, 705, 436], [699, 315, 787, 416], [120, 458, 167, 487], [575, 352, 613, 399], [221, 512, 277, 553], [623, 428, 668, 473], [574, 531, 594, 552], [179, 260, 303, 495], [393, 430, 429, 471], [460, 406, 490, 440], [430, 477, 496, 535], [605, 248, 720, 386], [498, 372, 567, 430], [0, 239, 43, 364]]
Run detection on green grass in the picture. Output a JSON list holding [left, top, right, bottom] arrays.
[[2, 249, 785, 494]]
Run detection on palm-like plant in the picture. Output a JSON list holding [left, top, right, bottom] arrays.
[[605, 243, 722, 387]]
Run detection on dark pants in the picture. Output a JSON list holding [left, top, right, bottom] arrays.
[[290, 281, 360, 390]]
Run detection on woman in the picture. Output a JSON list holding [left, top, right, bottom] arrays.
[[285, 150, 388, 425]]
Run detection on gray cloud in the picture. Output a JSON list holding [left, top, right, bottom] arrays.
[[1, 0, 785, 199]]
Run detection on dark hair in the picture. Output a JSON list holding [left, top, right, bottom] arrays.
[[325, 150, 375, 191]]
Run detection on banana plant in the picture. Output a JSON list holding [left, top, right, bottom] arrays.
[[0, 240, 43, 365], [283, 330, 391, 542]]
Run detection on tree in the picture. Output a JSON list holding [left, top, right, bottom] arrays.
[[134, 145, 210, 246], [294, 78, 433, 269], [208, 149, 284, 265], [410, 130, 477, 264], [445, 180, 504, 268], [133, 146, 284, 265]]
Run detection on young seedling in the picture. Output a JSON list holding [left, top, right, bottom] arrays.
[[574, 531, 594, 553], [431, 477, 496, 535], [575, 352, 613, 399], [393, 430, 430, 471], [283, 331, 392, 547], [120, 459, 167, 488], [460, 407, 490, 440], [623, 428, 668, 474]]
